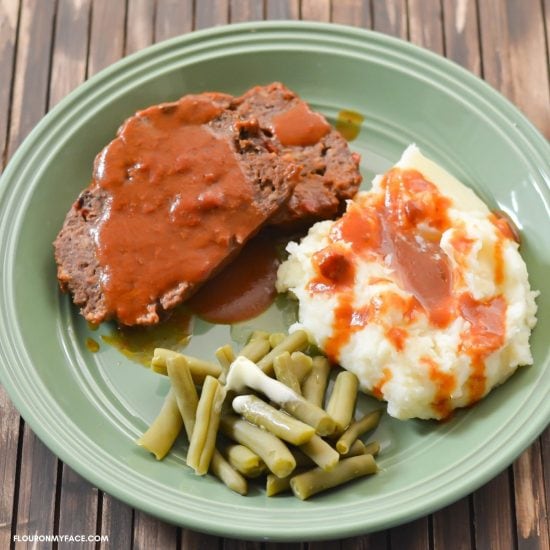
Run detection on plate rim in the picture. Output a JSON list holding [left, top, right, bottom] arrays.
[[0, 20, 549, 541]]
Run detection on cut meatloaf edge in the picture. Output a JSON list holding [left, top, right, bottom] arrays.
[[53, 92, 299, 326], [231, 82, 363, 228], [54, 187, 109, 325]]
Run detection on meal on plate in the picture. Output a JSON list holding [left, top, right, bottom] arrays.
[[53, 82, 361, 326], [52, 81, 538, 496], [277, 145, 538, 420]]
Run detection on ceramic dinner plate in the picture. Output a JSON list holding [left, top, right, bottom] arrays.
[[0, 22, 548, 541]]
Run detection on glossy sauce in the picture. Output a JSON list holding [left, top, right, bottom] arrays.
[[386, 326, 407, 352], [335, 110, 364, 141], [493, 237, 504, 286], [459, 293, 506, 403], [188, 234, 281, 324], [272, 101, 330, 147], [324, 295, 357, 363], [85, 337, 100, 353], [311, 168, 455, 363], [490, 211, 521, 244], [102, 307, 192, 366], [372, 367, 392, 399], [421, 356, 456, 418], [93, 95, 265, 325]]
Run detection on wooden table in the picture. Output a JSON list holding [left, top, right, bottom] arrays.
[[1, 1, 548, 548]]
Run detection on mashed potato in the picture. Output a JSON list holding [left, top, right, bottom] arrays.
[[277, 145, 538, 420]]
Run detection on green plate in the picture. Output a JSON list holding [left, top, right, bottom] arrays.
[[0, 22, 548, 541]]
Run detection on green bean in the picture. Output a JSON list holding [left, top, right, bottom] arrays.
[[273, 352, 302, 394], [302, 356, 331, 407], [336, 410, 382, 454], [210, 449, 248, 495], [282, 397, 335, 436], [291, 442, 369, 466], [293, 444, 371, 467], [256, 330, 309, 375], [339, 439, 364, 458], [137, 389, 183, 460], [295, 439, 367, 463], [266, 472, 293, 497], [266, 469, 307, 497], [152, 348, 221, 382], [215, 344, 235, 384], [225, 356, 335, 436], [268, 332, 286, 349], [290, 352, 313, 383], [219, 415, 296, 478], [326, 371, 359, 435], [239, 338, 270, 363], [215, 344, 235, 371], [362, 441, 380, 457], [298, 434, 340, 471], [250, 330, 270, 341], [165, 356, 198, 439], [186, 376, 225, 475], [220, 442, 265, 478], [290, 454, 378, 500], [232, 395, 315, 446]]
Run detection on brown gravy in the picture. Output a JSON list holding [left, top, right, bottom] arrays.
[[93, 95, 264, 325], [272, 101, 330, 147], [188, 233, 281, 324]]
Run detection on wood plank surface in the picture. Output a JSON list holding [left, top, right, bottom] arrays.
[[341, 533, 388, 549], [195, 0, 229, 29], [389, 517, 430, 550], [307, 541, 340, 550], [301, 0, 330, 22], [7, 2, 59, 548], [49, 0, 91, 108], [265, 541, 304, 550], [0, 1, 548, 549], [7, 0, 56, 154], [432, 500, 473, 550], [0, 386, 20, 550], [513, 441, 549, 549], [57, 467, 99, 550], [371, 0, 407, 38], [126, 0, 155, 55], [154, 0, 193, 41], [0, 0, 19, 169], [223, 538, 262, 550], [181, 529, 221, 549], [407, 0, 444, 53], [87, 0, 125, 75], [542, 428, 550, 535], [477, 0, 550, 139], [0, 3, 21, 549], [472, 470, 515, 550], [100, 494, 133, 550], [441, 0, 481, 76], [330, 0, 371, 28], [265, 0, 298, 20], [229, 0, 263, 22], [133, 511, 178, 550]]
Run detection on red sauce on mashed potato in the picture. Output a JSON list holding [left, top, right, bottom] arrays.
[[307, 168, 508, 410]]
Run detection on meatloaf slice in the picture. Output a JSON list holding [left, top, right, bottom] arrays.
[[54, 92, 298, 326], [232, 83, 362, 228]]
